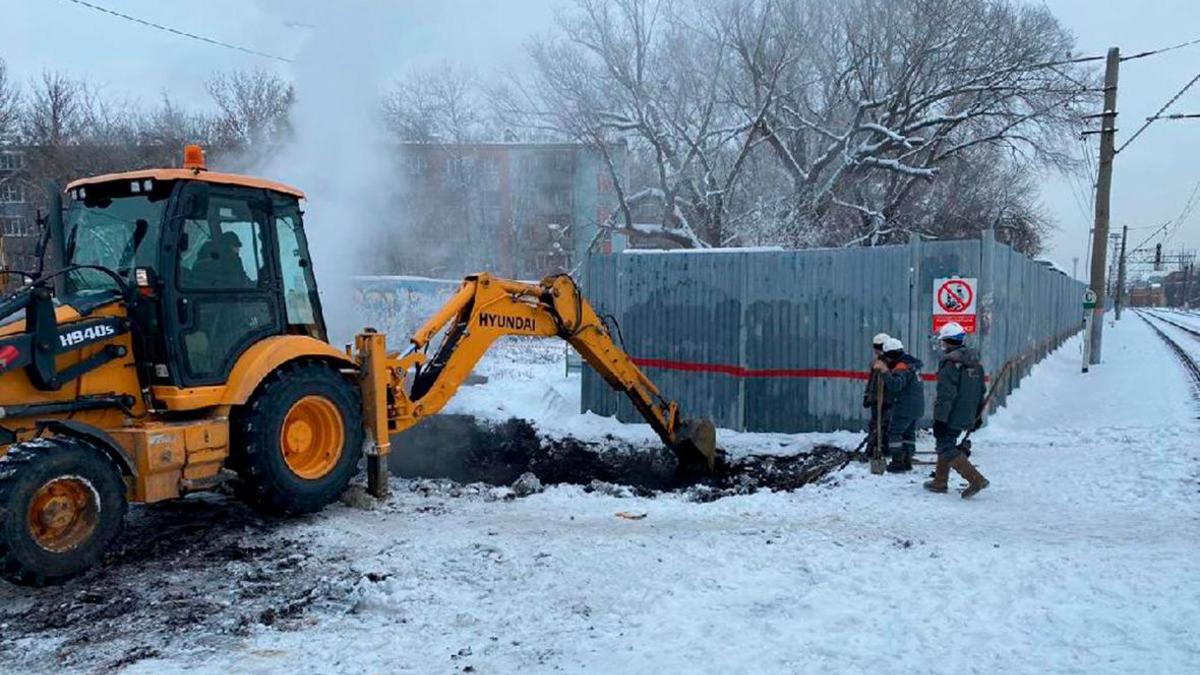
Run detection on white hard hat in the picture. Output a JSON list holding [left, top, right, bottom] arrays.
[[872, 332, 891, 347], [882, 337, 904, 354], [937, 322, 966, 341]]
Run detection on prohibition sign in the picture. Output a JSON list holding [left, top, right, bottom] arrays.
[[936, 279, 974, 313]]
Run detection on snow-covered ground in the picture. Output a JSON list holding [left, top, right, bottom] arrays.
[[3, 320, 1196, 674], [113, 318, 1200, 674]]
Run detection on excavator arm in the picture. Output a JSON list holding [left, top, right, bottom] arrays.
[[353, 273, 717, 496]]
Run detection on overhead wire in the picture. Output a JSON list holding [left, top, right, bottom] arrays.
[[1163, 178, 1200, 246], [1120, 36, 1200, 62], [59, 0, 292, 63], [1115, 69, 1200, 154]]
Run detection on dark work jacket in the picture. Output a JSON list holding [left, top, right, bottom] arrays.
[[882, 354, 924, 425], [863, 361, 888, 410], [934, 345, 986, 429]]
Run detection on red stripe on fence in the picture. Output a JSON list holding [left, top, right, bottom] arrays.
[[633, 358, 967, 382]]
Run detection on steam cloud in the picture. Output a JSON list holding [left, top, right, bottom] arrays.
[[254, 2, 392, 346]]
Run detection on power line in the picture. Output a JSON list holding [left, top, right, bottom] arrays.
[[60, 0, 292, 63], [1115, 69, 1200, 154], [1120, 36, 1200, 62], [1126, 179, 1200, 253], [1129, 220, 1173, 254], [1164, 179, 1200, 246]]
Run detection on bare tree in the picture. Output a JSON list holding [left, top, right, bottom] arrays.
[[140, 94, 216, 152], [21, 70, 85, 147], [501, 0, 775, 248], [206, 69, 294, 148], [384, 63, 492, 143], [507, 0, 1092, 252], [725, 0, 1091, 248], [0, 59, 19, 140]]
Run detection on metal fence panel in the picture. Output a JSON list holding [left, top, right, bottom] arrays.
[[580, 233, 1084, 433]]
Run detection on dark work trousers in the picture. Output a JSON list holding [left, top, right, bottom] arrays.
[[934, 426, 964, 461], [887, 416, 917, 462]]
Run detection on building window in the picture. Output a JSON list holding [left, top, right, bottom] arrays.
[[406, 154, 429, 175], [2, 217, 28, 236], [0, 182, 24, 204], [443, 156, 468, 182], [549, 190, 571, 210], [479, 157, 500, 189], [0, 152, 23, 171]]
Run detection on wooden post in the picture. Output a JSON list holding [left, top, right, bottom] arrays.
[[1087, 47, 1120, 363]]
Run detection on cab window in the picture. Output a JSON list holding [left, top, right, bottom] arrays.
[[179, 196, 265, 289], [273, 195, 325, 338], [63, 179, 171, 299]]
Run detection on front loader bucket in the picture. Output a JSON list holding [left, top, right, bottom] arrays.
[[673, 418, 718, 477]]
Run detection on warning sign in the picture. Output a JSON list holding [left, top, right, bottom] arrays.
[[932, 277, 978, 333]]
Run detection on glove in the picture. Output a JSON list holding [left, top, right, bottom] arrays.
[[862, 396, 872, 409], [971, 418, 983, 432], [932, 421, 948, 436]]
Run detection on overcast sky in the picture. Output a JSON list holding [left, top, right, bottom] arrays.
[[1, 0, 1196, 276]]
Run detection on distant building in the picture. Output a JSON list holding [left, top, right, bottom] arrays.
[[1161, 268, 1197, 307], [1128, 283, 1166, 307], [389, 142, 627, 279], [0, 146, 38, 278]]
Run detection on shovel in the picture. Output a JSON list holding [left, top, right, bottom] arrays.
[[870, 375, 887, 475]]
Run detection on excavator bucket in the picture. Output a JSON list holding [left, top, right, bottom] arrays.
[[673, 418, 718, 476]]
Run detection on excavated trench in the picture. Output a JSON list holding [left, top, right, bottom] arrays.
[[388, 415, 852, 499]]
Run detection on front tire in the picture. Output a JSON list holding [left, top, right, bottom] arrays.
[[0, 437, 128, 586], [233, 361, 364, 515]]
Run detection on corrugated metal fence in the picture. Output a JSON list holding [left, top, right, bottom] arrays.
[[582, 232, 1087, 432]]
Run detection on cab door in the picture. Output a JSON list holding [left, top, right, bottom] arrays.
[[167, 183, 284, 387]]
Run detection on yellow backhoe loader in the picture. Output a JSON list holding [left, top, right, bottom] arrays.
[[0, 146, 716, 586]]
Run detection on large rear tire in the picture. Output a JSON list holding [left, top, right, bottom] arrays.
[[0, 437, 128, 586], [232, 361, 364, 515]]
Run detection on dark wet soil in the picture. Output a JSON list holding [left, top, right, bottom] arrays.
[[389, 415, 852, 497], [0, 496, 360, 672]]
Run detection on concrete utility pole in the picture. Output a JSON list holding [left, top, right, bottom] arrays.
[[1087, 47, 1119, 365], [1114, 225, 1128, 320]]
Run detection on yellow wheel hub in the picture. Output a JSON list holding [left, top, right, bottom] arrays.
[[28, 477, 100, 553], [280, 395, 345, 480]]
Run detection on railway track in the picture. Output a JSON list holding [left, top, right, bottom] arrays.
[[1136, 310, 1200, 391], [1143, 310, 1200, 341]]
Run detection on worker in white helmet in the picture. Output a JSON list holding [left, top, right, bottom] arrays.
[[925, 322, 990, 498], [874, 337, 924, 472], [862, 332, 892, 457]]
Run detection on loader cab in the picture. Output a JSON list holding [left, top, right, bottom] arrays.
[[64, 158, 326, 388]]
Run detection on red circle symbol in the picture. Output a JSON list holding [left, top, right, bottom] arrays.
[[936, 280, 974, 313]]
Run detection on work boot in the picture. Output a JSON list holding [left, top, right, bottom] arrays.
[[949, 455, 989, 499], [903, 450, 914, 472], [885, 456, 910, 473], [923, 457, 949, 493]]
